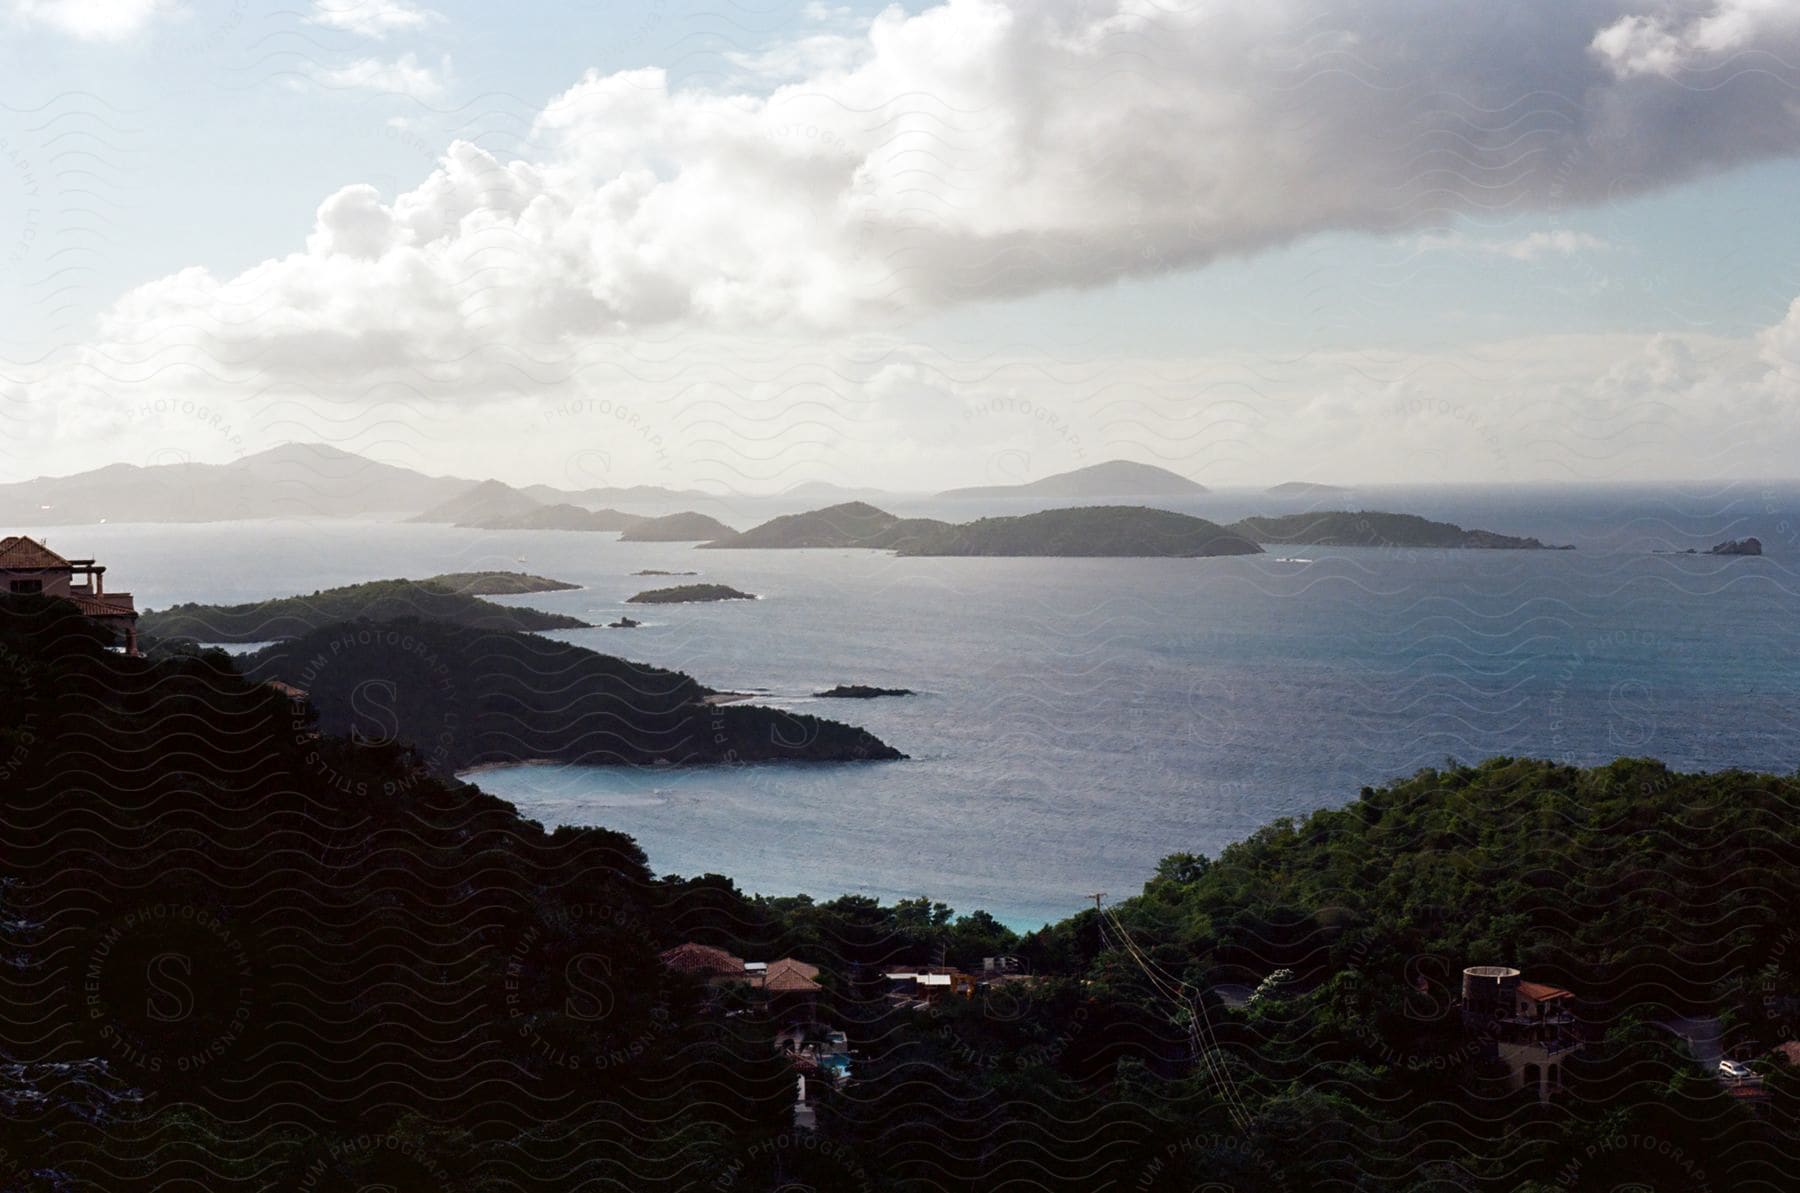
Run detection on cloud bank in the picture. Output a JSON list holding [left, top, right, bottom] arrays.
[[80, 0, 1800, 378], [17, 0, 1800, 488]]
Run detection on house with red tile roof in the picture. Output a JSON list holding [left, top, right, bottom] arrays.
[[0, 535, 139, 654]]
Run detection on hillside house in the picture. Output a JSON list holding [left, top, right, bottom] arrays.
[[0, 535, 139, 654], [1462, 965, 1581, 1102]]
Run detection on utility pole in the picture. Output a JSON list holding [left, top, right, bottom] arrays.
[[1087, 892, 1106, 912]]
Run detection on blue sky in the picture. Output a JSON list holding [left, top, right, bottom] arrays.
[[3, 0, 1800, 489]]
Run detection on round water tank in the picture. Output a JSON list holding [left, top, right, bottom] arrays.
[[1462, 965, 1521, 1011]]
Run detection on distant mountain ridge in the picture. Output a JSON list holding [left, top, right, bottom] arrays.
[[0, 443, 473, 525], [0, 444, 713, 527], [936, 459, 1207, 500]]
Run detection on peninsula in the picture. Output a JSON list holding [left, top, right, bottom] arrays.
[[245, 618, 899, 770], [140, 573, 589, 642]]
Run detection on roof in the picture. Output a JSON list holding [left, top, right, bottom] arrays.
[[659, 942, 745, 977], [68, 593, 137, 620], [760, 958, 822, 993], [1518, 981, 1574, 1002], [265, 680, 309, 701], [915, 974, 952, 987], [0, 535, 71, 570]]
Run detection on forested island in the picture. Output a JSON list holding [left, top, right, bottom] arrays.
[[815, 684, 914, 698], [620, 511, 739, 541], [627, 583, 757, 603], [706, 503, 1259, 557], [702, 502, 1561, 557], [4, 594, 1798, 1191], [1228, 510, 1567, 549], [700, 501, 950, 550], [140, 573, 589, 641], [897, 506, 1261, 557]]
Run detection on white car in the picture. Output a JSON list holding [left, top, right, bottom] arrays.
[[1718, 1059, 1754, 1080]]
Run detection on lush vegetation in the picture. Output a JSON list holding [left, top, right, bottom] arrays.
[[5, 595, 1799, 1191], [627, 583, 757, 603], [243, 617, 902, 769], [1228, 510, 1562, 549], [815, 684, 914, 698], [899, 505, 1261, 557], [414, 571, 579, 594], [141, 575, 588, 641]]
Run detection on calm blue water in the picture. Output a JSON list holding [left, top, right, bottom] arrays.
[[26, 482, 1800, 928]]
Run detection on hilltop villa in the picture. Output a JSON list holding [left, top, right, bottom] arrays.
[[0, 535, 139, 654]]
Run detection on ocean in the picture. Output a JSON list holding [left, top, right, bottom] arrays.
[[32, 482, 1800, 928]]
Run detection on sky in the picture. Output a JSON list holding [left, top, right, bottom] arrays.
[[2, 0, 1799, 493]]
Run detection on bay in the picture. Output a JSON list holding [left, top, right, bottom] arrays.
[[29, 482, 1800, 928]]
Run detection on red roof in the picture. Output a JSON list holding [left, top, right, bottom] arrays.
[[761, 958, 822, 993], [68, 592, 137, 620], [1518, 981, 1573, 1002], [0, 536, 70, 569], [659, 942, 745, 977]]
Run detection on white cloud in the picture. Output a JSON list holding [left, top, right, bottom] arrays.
[[16, 0, 1800, 487], [308, 0, 438, 39], [1592, 0, 1800, 78], [9, 0, 179, 40], [66, 0, 1800, 384], [302, 52, 450, 100]]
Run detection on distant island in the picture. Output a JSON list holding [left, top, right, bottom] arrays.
[[626, 583, 757, 604], [1265, 481, 1350, 497], [898, 506, 1261, 557], [140, 573, 589, 642], [1710, 537, 1763, 556], [702, 501, 950, 550], [705, 502, 1259, 557], [619, 511, 738, 542], [462, 502, 639, 531], [408, 478, 544, 526], [936, 459, 1207, 500], [700, 501, 1567, 556], [815, 684, 914, 698], [633, 569, 697, 576], [1227, 510, 1567, 550]]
